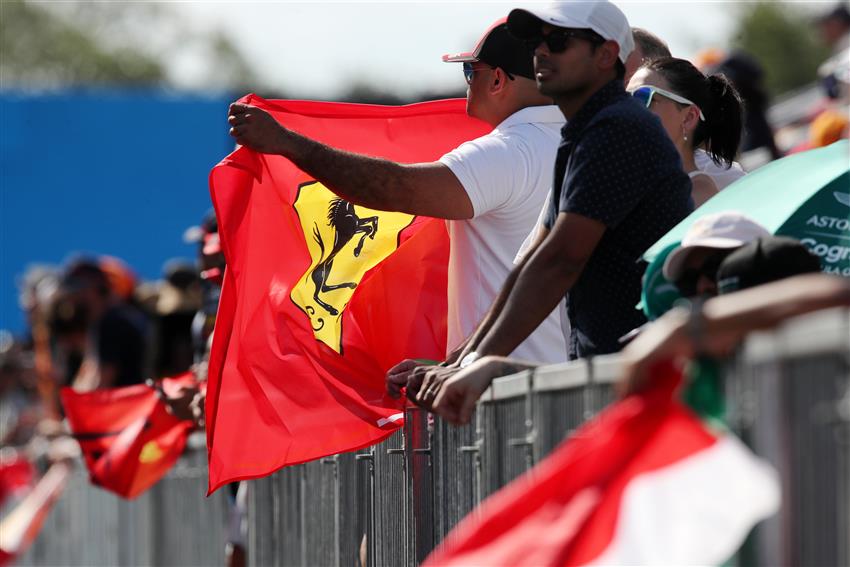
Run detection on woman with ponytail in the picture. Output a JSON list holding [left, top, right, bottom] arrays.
[[626, 57, 744, 207]]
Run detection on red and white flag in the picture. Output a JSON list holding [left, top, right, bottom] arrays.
[[0, 462, 71, 566], [424, 361, 780, 566]]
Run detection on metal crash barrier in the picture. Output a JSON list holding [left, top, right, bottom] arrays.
[[247, 308, 849, 567], [18, 438, 231, 567], [19, 308, 848, 566]]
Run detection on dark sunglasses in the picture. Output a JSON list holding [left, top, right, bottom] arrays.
[[674, 251, 730, 298], [523, 28, 604, 54], [462, 62, 515, 85]]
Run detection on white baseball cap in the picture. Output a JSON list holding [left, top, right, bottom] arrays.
[[663, 211, 771, 281], [507, 1, 635, 64]]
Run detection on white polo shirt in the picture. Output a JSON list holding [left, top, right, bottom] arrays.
[[439, 105, 568, 364]]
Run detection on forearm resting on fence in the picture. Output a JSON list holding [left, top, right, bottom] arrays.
[[459, 230, 548, 361]]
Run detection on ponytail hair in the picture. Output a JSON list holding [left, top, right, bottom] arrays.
[[646, 57, 744, 167]]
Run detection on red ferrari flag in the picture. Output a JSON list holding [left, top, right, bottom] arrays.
[[206, 95, 489, 492], [60, 374, 196, 499]]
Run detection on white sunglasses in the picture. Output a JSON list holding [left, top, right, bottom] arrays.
[[629, 85, 706, 121]]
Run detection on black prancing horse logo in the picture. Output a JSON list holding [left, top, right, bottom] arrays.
[[308, 198, 378, 323]]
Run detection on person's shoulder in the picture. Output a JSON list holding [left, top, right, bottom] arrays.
[[593, 97, 661, 133]]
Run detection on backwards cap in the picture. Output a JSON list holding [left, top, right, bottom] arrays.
[[443, 18, 535, 80]]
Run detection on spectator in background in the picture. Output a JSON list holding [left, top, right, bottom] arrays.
[[184, 209, 225, 362], [620, 236, 833, 395], [628, 35, 746, 190], [627, 57, 744, 207], [663, 212, 770, 299], [0, 335, 43, 447], [816, 3, 850, 51], [138, 260, 202, 378], [816, 4, 850, 101], [51, 259, 151, 391], [715, 235, 823, 294], [712, 51, 782, 160], [789, 108, 850, 153], [624, 28, 671, 81], [17, 266, 63, 420]]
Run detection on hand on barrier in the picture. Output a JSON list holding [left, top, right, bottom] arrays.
[[431, 358, 496, 425], [413, 365, 462, 410], [386, 359, 419, 399]]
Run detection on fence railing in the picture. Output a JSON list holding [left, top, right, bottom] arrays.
[[17, 308, 849, 567], [247, 308, 849, 567], [17, 439, 231, 567]]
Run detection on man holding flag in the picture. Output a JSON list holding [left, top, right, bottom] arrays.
[[227, 18, 569, 377]]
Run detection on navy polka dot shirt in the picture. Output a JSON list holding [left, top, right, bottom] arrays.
[[544, 80, 693, 360]]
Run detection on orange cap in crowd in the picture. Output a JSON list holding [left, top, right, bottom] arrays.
[[98, 256, 137, 300], [694, 47, 725, 71], [809, 109, 849, 148]]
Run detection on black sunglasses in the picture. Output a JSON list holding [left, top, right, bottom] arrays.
[[462, 62, 515, 85], [523, 28, 605, 54], [674, 251, 730, 298]]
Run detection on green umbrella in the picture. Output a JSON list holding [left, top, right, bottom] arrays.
[[640, 139, 850, 319]]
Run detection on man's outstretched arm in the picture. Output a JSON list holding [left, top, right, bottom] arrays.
[[228, 103, 473, 219]]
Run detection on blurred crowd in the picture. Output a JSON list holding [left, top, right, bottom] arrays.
[[0, 209, 222, 480], [1, 1, 849, 565]]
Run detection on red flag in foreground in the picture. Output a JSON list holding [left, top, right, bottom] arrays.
[[206, 96, 490, 492], [424, 362, 780, 566], [0, 462, 70, 567], [60, 374, 195, 499]]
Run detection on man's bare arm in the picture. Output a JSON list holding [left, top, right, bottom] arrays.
[[228, 103, 473, 219], [456, 228, 550, 361], [474, 212, 606, 357], [619, 273, 850, 396]]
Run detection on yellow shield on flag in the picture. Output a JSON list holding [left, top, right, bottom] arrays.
[[290, 181, 414, 353]]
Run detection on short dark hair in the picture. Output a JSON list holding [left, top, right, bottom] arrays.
[[632, 28, 671, 61]]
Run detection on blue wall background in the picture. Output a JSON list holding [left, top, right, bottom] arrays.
[[1, 90, 236, 333]]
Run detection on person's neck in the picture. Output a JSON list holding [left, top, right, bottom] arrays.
[[679, 144, 699, 173], [555, 75, 617, 120], [487, 94, 552, 127]]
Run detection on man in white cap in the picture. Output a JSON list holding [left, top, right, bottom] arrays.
[[663, 211, 771, 298], [227, 19, 569, 401], [428, 1, 693, 424]]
